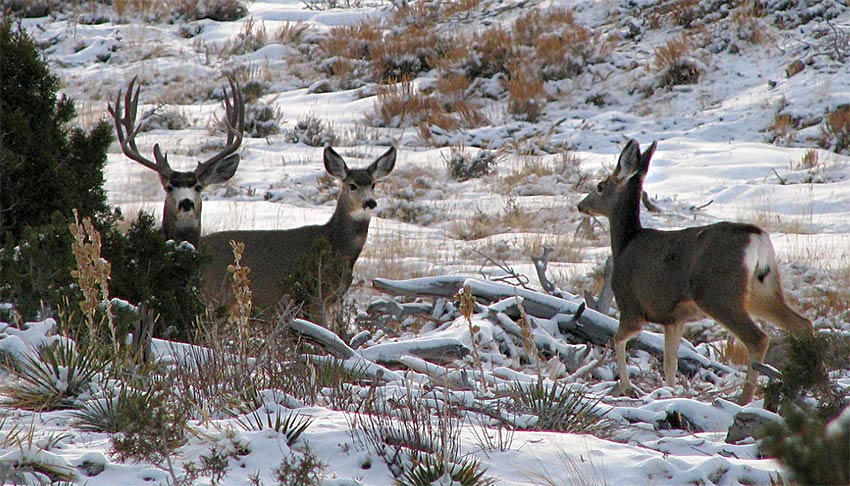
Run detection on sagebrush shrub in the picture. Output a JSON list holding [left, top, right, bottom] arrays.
[[444, 147, 497, 181], [284, 115, 337, 147]]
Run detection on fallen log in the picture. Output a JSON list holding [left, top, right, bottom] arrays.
[[373, 276, 734, 377], [359, 337, 471, 366]]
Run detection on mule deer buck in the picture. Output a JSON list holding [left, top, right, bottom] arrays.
[[108, 75, 244, 246], [201, 146, 396, 325], [577, 139, 812, 404]]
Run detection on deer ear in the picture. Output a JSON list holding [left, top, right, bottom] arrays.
[[324, 146, 349, 179], [368, 146, 396, 179], [638, 140, 658, 174], [199, 153, 240, 185], [615, 139, 642, 179]]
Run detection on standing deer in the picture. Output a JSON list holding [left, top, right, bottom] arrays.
[[108, 75, 244, 246], [200, 146, 396, 324], [577, 139, 812, 404]]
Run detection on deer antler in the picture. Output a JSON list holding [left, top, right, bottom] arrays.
[[107, 76, 173, 177], [195, 74, 245, 176], [107, 76, 171, 176]]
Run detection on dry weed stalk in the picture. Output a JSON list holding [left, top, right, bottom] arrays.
[[69, 209, 118, 354], [227, 240, 253, 354], [457, 285, 487, 391]]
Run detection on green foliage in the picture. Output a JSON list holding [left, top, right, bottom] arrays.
[[104, 212, 205, 341], [106, 379, 188, 463], [509, 379, 607, 433], [274, 446, 325, 486], [397, 455, 496, 486], [761, 404, 850, 485], [1, 339, 108, 411], [763, 333, 850, 420], [0, 214, 77, 319], [0, 18, 111, 322], [0, 18, 110, 242]]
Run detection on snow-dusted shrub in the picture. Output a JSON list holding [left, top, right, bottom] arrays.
[[463, 27, 515, 79], [244, 101, 283, 138], [284, 114, 337, 147], [138, 105, 189, 131], [173, 0, 248, 22], [767, 112, 796, 145], [274, 446, 325, 486], [444, 147, 497, 181], [369, 25, 440, 83]]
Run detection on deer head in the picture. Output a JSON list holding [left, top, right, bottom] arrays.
[[323, 146, 396, 223], [108, 75, 244, 246]]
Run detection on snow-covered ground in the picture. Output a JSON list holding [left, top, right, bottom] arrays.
[[5, 0, 850, 484]]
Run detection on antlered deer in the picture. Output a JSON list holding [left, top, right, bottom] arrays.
[[108, 75, 244, 246], [577, 139, 812, 404], [201, 146, 396, 324]]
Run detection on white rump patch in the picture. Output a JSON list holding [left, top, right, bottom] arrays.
[[742, 232, 775, 279]]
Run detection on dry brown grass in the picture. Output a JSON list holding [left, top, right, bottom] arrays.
[[769, 113, 796, 145], [358, 231, 434, 281], [506, 64, 547, 123], [369, 79, 441, 128], [720, 336, 749, 366], [523, 234, 584, 264], [822, 105, 850, 153], [653, 35, 691, 72], [370, 24, 441, 83]]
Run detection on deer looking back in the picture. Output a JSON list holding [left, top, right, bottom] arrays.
[[577, 139, 812, 404], [201, 146, 396, 323], [108, 75, 244, 246]]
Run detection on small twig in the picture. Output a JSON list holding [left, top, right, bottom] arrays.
[[772, 168, 788, 185], [641, 191, 662, 213], [474, 249, 531, 289], [690, 199, 715, 212]]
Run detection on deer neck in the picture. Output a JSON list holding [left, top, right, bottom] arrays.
[[609, 179, 644, 257], [162, 202, 201, 246], [326, 194, 371, 259]]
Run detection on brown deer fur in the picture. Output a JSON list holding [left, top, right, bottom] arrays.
[[200, 146, 396, 324], [577, 139, 812, 404]]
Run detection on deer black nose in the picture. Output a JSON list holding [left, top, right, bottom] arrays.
[[364, 199, 377, 210], [178, 199, 195, 212]]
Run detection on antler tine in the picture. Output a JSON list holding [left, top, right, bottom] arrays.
[[196, 74, 245, 173], [108, 77, 168, 173]]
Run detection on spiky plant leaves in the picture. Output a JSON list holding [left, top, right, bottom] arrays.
[[396, 455, 496, 486], [1, 340, 108, 411], [509, 379, 607, 433]]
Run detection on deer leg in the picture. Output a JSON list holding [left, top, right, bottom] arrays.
[[613, 318, 643, 397], [699, 302, 769, 404], [663, 322, 685, 389]]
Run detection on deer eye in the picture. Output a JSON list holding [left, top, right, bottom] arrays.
[[194, 184, 202, 192], [371, 183, 376, 190], [166, 185, 174, 193], [349, 183, 357, 191], [596, 182, 605, 193]]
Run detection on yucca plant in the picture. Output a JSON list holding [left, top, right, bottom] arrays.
[[1, 340, 107, 411], [231, 405, 314, 446], [70, 385, 131, 433], [397, 455, 496, 486], [509, 379, 607, 433]]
